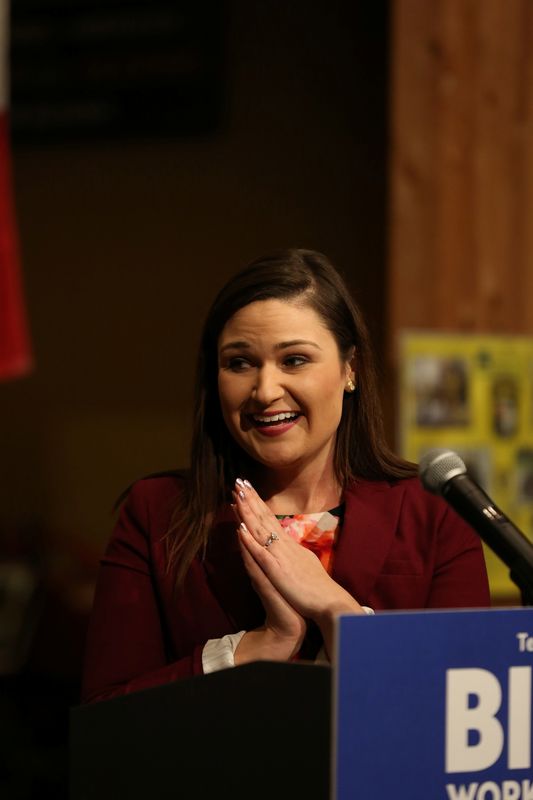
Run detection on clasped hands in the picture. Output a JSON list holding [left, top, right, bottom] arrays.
[[232, 478, 363, 665]]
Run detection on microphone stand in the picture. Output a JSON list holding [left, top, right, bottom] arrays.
[[443, 476, 533, 607]]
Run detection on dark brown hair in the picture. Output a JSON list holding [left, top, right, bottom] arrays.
[[167, 248, 416, 585]]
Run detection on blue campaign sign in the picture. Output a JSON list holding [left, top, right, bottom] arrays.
[[334, 609, 533, 800]]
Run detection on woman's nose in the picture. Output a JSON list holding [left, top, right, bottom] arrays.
[[252, 366, 285, 405]]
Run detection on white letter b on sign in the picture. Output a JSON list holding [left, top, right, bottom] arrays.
[[446, 668, 504, 772]]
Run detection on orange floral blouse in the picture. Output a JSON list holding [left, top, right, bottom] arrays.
[[276, 505, 343, 574]]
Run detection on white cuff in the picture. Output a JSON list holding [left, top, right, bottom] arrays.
[[202, 630, 246, 674]]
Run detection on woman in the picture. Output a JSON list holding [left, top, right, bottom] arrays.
[[82, 249, 490, 704]]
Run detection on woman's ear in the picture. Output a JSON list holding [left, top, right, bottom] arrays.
[[344, 347, 357, 392]]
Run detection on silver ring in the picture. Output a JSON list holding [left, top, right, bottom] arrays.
[[264, 532, 280, 548]]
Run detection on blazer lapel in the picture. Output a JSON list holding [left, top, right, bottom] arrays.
[[332, 479, 407, 604]]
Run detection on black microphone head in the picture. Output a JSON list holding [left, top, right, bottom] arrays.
[[419, 449, 467, 495]]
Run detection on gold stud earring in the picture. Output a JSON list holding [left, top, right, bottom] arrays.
[[346, 378, 356, 393]]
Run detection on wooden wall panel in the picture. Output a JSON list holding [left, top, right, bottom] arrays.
[[388, 0, 533, 339], [387, 1, 533, 602]]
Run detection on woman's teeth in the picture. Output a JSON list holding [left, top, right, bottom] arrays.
[[252, 412, 299, 426]]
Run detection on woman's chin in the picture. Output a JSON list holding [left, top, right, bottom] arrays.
[[243, 445, 302, 472], [236, 432, 335, 476]]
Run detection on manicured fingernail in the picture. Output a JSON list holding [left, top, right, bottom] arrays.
[[240, 521, 248, 532], [243, 479, 252, 489], [236, 478, 245, 487]]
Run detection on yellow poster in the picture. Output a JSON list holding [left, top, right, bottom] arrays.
[[399, 333, 533, 601]]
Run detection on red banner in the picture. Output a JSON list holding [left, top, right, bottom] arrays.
[[0, 6, 32, 381]]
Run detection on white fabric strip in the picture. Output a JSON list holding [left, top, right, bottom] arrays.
[[202, 630, 246, 674]]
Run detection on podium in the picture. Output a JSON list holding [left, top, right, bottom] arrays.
[[71, 609, 533, 800], [70, 661, 331, 800]]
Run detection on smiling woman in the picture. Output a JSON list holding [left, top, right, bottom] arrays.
[[81, 249, 490, 704], [217, 299, 352, 481]]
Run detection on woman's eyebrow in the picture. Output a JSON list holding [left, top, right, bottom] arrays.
[[219, 338, 322, 353], [219, 340, 251, 353], [275, 339, 322, 350]]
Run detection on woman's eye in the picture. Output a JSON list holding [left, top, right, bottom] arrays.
[[284, 355, 309, 368], [227, 357, 252, 372]]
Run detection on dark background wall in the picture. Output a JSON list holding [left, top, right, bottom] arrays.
[[1, 3, 389, 797], [1, 1, 389, 554]]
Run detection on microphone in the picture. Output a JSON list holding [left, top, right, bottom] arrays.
[[419, 449, 533, 603]]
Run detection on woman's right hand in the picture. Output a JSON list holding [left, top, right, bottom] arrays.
[[234, 532, 307, 665]]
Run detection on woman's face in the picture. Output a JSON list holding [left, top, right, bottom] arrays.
[[217, 298, 354, 476]]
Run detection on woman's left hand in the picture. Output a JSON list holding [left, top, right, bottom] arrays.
[[233, 479, 363, 625]]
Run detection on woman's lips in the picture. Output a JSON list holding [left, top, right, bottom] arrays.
[[247, 412, 302, 437]]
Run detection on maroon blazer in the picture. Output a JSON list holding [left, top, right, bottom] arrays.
[[81, 474, 490, 704]]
